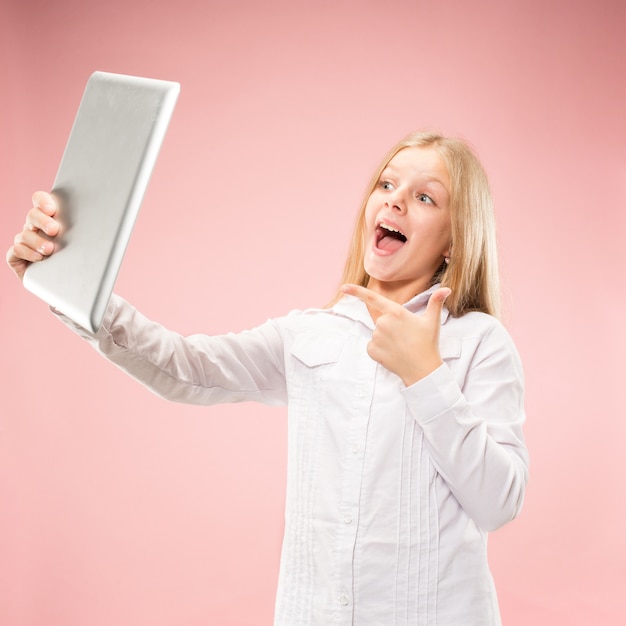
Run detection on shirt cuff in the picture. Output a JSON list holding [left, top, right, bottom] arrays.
[[400, 363, 463, 424]]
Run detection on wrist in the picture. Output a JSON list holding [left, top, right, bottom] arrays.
[[401, 358, 443, 387]]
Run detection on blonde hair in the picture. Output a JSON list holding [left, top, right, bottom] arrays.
[[332, 130, 500, 318]]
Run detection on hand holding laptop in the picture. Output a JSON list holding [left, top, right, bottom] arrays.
[[7, 191, 59, 281], [7, 72, 179, 332]]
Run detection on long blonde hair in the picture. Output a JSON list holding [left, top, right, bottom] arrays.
[[332, 130, 500, 318]]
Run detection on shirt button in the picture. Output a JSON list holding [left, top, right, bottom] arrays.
[[338, 593, 350, 606], [351, 442, 361, 454], [343, 513, 353, 524]]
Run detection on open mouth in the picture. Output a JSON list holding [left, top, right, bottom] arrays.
[[376, 222, 407, 252]]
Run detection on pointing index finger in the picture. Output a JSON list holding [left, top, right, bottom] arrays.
[[341, 284, 400, 314]]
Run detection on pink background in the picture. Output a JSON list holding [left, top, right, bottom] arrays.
[[1, 0, 625, 624]]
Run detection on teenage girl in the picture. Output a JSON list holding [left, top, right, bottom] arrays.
[[7, 130, 528, 626]]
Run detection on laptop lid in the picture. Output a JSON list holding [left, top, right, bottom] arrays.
[[23, 71, 180, 332]]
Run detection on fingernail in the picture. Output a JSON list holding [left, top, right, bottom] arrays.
[[43, 222, 55, 235], [37, 243, 48, 255]]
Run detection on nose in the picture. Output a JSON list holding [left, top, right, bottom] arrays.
[[385, 186, 408, 215]]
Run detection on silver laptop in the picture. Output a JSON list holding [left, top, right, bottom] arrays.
[[23, 71, 180, 332]]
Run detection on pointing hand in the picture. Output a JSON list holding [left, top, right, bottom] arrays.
[[341, 284, 451, 386]]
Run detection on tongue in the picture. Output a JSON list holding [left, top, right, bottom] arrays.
[[378, 234, 405, 252]]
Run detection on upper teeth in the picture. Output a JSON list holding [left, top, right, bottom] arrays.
[[380, 222, 404, 236]]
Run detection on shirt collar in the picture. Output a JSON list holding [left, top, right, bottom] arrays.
[[331, 283, 451, 329]]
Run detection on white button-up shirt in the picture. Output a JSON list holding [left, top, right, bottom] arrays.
[[59, 285, 528, 626]]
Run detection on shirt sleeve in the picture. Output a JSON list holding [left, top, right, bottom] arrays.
[[401, 320, 528, 532], [52, 294, 288, 406]]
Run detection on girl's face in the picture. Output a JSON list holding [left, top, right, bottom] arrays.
[[363, 146, 452, 301]]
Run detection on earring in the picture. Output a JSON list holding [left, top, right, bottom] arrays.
[[444, 256, 450, 265]]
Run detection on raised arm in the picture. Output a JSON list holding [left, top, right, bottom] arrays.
[[8, 191, 289, 408], [56, 296, 289, 407]]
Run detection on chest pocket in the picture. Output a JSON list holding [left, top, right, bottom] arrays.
[[287, 333, 347, 415], [290, 333, 345, 368]]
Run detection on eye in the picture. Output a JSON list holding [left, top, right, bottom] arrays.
[[417, 193, 435, 205], [379, 180, 394, 191]]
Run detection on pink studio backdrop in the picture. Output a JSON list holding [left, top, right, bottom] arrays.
[[1, 0, 625, 624]]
